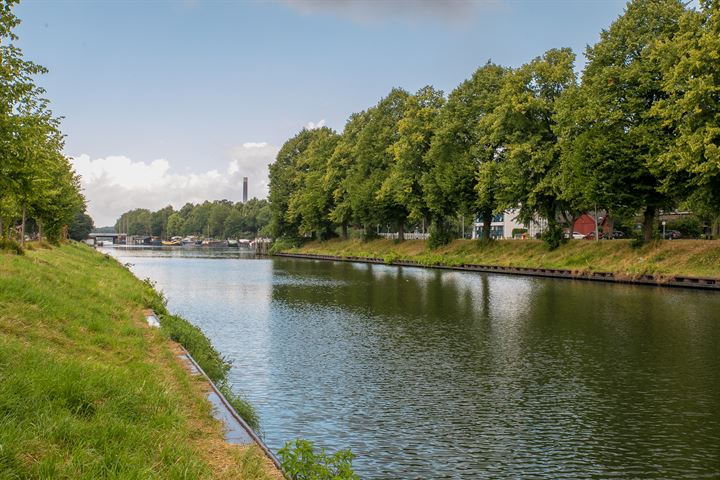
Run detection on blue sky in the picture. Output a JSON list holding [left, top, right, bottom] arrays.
[[15, 0, 628, 225]]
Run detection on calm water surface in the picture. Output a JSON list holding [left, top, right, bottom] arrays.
[[106, 247, 720, 479]]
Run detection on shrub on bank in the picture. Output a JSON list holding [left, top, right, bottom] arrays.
[[0, 238, 24, 255], [270, 237, 304, 255], [279, 439, 359, 480]]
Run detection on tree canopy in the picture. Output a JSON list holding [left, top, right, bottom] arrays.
[[268, 0, 718, 247], [0, 0, 85, 244], [114, 199, 271, 239]]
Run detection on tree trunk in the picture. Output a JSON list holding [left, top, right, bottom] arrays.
[[38, 219, 43, 241], [713, 219, 720, 239], [21, 205, 26, 246], [341, 224, 348, 240], [398, 220, 405, 242], [642, 205, 656, 242], [606, 213, 614, 238], [482, 214, 492, 241]]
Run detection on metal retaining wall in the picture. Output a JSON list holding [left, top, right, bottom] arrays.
[[274, 253, 720, 291]]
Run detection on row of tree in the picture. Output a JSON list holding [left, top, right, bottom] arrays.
[[0, 0, 86, 245], [268, 0, 720, 247], [114, 198, 271, 239]]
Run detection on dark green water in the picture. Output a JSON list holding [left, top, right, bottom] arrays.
[[107, 247, 720, 479]]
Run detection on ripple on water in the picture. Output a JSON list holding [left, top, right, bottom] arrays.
[[104, 249, 720, 479]]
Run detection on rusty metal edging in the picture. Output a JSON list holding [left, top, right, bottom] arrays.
[[273, 252, 720, 291], [176, 344, 287, 477]]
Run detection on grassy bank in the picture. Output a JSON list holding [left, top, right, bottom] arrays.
[[282, 238, 720, 279], [0, 242, 280, 479]]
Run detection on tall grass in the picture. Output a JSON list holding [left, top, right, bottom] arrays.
[[0, 242, 274, 479], [141, 280, 260, 430], [282, 238, 720, 278]]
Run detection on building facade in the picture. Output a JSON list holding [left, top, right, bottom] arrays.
[[472, 209, 547, 239]]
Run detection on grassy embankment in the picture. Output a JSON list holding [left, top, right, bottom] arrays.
[[0, 242, 280, 479], [282, 238, 720, 279]]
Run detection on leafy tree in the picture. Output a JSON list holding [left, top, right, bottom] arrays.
[[652, 0, 720, 235], [150, 205, 174, 238], [328, 112, 369, 239], [557, 0, 688, 242], [182, 201, 212, 236], [424, 63, 507, 243], [0, 0, 83, 245], [208, 200, 232, 238], [115, 199, 272, 240], [223, 209, 246, 238], [268, 129, 320, 238], [166, 212, 184, 237], [493, 48, 577, 248], [68, 211, 94, 241], [347, 88, 410, 237], [286, 127, 341, 239], [380, 86, 445, 238]]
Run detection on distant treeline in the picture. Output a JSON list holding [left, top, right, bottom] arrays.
[[268, 0, 720, 248], [0, 1, 85, 244], [114, 199, 271, 239]]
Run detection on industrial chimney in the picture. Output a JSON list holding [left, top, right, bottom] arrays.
[[243, 177, 248, 203]]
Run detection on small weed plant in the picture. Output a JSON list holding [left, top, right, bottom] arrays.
[[279, 439, 359, 480]]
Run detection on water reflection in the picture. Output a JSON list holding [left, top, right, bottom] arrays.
[[104, 249, 720, 479]]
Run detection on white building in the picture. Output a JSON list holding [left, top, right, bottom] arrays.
[[472, 208, 547, 239]]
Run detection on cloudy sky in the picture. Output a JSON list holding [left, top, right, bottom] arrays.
[[16, 0, 627, 226]]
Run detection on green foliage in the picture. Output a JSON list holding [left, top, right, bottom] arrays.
[[278, 439, 359, 480], [541, 223, 567, 251], [427, 219, 452, 249], [494, 48, 578, 233], [266, 0, 714, 249], [220, 384, 260, 433], [557, 0, 687, 242], [114, 199, 271, 239], [0, 1, 84, 244], [269, 236, 303, 255], [424, 63, 507, 236], [0, 237, 23, 254], [381, 86, 445, 229], [651, 1, 720, 219], [140, 278, 260, 430], [667, 217, 703, 238], [68, 211, 94, 241], [285, 128, 342, 239], [361, 228, 380, 242], [0, 243, 276, 478], [383, 252, 399, 264], [269, 129, 321, 239]]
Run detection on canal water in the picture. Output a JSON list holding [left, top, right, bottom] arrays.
[[106, 247, 720, 479]]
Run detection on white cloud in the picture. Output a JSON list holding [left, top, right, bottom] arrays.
[[306, 119, 326, 130], [71, 143, 279, 227], [277, 0, 504, 25]]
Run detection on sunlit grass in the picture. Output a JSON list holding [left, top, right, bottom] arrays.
[[0, 242, 277, 479], [286, 238, 720, 278]]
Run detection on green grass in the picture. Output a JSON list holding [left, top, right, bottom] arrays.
[[282, 238, 720, 279], [0, 242, 278, 479]]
